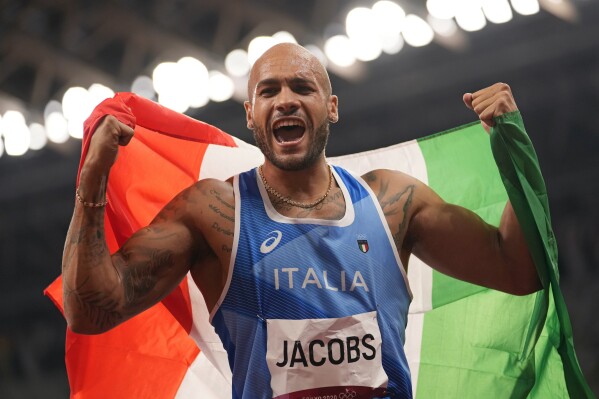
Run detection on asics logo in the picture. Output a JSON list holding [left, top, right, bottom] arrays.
[[260, 230, 283, 254]]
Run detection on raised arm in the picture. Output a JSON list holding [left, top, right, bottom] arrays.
[[62, 116, 204, 334], [408, 183, 541, 295], [367, 83, 541, 295]]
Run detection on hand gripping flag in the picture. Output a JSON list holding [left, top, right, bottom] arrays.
[[45, 93, 594, 398]]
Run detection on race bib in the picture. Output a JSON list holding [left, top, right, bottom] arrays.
[[266, 311, 388, 399]]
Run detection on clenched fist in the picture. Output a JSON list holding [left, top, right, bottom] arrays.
[[463, 83, 518, 133], [85, 115, 135, 173]]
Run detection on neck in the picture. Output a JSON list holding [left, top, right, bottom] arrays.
[[260, 159, 332, 202]]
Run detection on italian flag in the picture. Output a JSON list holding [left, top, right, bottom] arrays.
[[44, 93, 593, 398]]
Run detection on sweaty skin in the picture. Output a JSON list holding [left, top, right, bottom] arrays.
[[62, 43, 541, 334]]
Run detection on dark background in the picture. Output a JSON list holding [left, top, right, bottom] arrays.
[[0, 0, 598, 397]]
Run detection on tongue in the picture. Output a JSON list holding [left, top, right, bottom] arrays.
[[275, 126, 304, 143]]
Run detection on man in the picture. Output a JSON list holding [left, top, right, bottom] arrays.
[[62, 43, 541, 398]]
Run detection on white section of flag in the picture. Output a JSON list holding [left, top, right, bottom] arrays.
[[175, 351, 232, 399], [198, 136, 264, 181]]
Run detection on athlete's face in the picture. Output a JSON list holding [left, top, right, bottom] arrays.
[[245, 44, 338, 171]]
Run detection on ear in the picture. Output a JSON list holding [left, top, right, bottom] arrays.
[[244, 100, 254, 129], [327, 95, 339, 123]]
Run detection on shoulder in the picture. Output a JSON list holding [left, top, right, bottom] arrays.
[[361, 169, 428, 199], [191, 177, 235, 199], [189, 178, 236, 220], [151, 178, 235, 226], [360, 169, 443, 232]]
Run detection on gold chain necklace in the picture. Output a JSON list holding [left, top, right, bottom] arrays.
[[258, 164, 333, 209]]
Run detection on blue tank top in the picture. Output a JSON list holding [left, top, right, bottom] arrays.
[[210, 166, 412, 399]]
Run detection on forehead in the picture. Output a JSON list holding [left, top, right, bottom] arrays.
[[255, 56, 315, 82], [248, 46, 326, 92]]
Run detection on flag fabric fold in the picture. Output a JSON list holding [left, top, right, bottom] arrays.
[[490, 112, 594, 398], [45, 93, 593, 398]]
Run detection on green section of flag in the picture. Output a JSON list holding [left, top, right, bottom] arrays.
[[419, 122, 506, 309], [417, 122, 537, 397], [413, 115, 594, 398], [490, 111, 594, 398]]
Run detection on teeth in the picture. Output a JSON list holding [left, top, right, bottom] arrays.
[[273, 119, 305, 130]]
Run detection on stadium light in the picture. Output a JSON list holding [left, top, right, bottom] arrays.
[[131, 75, 156, 99], [2, 110, 30, 156], [402, 15, 435, 47], [29, 123, 47, 150], [208, 71, 235, 102], [427, 0, 455, 20], [483, 0, 513, 24], [455, 3, 487, 32], [225, 49, 251, 77], [324, 35, 356, 67], [45, 112, 69, 143], [511, 0, 540, 15]]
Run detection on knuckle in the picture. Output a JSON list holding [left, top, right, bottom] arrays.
[[103, 115, 118, 125], [498, 82, 511, 92]]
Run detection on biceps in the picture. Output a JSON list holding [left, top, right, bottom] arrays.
[[411, 202, 504, 284], [112, 223, 198, 311]]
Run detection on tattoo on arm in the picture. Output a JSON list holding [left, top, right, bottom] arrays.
[[377, 182, 415, 247], [118, 247, 176, 307], [209, 204, 234, 222], [210, 189, 234, 210], [211, 222, 234, 236], [63, 277, 123, 331]]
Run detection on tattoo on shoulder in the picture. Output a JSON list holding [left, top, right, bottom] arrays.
[[209, 203, 234, 222], [363, 171, 377, 183], [210, 189, 234, 210]]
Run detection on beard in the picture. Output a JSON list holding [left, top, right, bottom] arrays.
[[252, 119, 330, 171]]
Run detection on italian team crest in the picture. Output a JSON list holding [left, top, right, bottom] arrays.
[[357, 239, 369, 253]]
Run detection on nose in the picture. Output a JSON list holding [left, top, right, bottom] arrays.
[[275, 86, 300, 115]]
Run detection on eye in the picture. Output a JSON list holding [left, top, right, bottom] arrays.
[[295, 85, 314, 94], [259, 87, 278, 97]]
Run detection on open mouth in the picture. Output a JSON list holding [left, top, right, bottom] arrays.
[[273, 118, 306, 144]]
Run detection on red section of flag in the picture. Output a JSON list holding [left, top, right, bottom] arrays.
[[44, 93, 237, 398]]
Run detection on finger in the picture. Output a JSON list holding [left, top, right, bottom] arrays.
[[471, 94, 497, 117], [471, 82, 510, 103], [116, 121, 135, 146], [478, 104, 497, 128], [480, 121, 491, 135], [463, 93, 474, 110]]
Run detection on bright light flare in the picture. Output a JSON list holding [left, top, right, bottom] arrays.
[[427, 15, 459, 37], [208, 71, 235, 102], [455, 3, 487, 32], [483, 0, 513, 23], [402, 15, 434, 47], [324, 35, 356, 67], [427, 0, 455, 19], [225, 49, 251, 77], [45, 112, 69, 143], [248, 36, 276, 65], [272, 31, 297, 44], [511, 0, 540, 15], [62, 87, 90, 121], [2, 111, 30, 156], [131, 75, 155, 99], [29, 123, 47, 150]]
